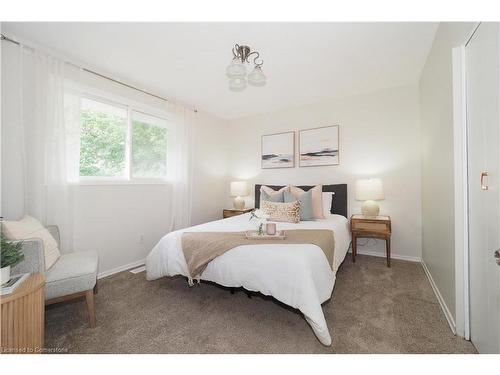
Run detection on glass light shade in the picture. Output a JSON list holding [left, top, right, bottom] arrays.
[[230, 181, 248, 197], [225, 59, 247, 78], [247, 66, 266, 87], [228, 77, 247, 92], [355, 178, 385, 201]]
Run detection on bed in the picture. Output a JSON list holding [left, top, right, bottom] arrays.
[[146, 184, 350, 346]]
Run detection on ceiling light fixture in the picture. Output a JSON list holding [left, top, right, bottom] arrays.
[[226, 44, 266, 92]]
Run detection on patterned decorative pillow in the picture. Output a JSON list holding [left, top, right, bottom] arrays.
[[261, 200, 300, 223]]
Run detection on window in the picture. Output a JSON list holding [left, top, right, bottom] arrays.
[[80, 98, 127, 177], [78, 96, 169, 181], [131, 111, 168, 178]]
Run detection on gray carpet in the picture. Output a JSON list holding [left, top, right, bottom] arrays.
[[45, 255, 476, 353]]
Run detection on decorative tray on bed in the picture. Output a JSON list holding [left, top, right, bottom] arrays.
[[245, 230, 286, 240]]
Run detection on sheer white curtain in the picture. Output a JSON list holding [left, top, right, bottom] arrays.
[[21, 47, 81, 251], [167, 102, 196, 231]]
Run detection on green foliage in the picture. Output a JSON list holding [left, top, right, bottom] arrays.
[[1, 234, 24, 268], [132, 121, 168, 177], [79, 109, 126, 177], [79, 110, 168, 178]]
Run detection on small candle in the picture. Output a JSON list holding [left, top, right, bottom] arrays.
[[266, 223, 276, 235]]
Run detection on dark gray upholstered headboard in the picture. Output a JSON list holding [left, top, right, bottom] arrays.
[[254, 184, 348, 218]]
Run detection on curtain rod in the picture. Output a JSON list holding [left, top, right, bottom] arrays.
[[1, 33, 198, 113]]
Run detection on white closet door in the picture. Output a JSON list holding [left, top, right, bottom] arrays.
[[466, 22, 500, 354]]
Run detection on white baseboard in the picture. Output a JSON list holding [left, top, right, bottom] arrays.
[[421, 260, 456, 334], [98, 258, 146, 279], [349, 249, 421, 263]]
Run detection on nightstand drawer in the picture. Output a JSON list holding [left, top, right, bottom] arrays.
[[223, 210, 243, 218], [350, 215, 391, 235], [352, 221, 388, 232]]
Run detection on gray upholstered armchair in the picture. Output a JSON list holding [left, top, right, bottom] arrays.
[[11, 225, 99, 327]]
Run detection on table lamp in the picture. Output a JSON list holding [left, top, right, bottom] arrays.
[[230, 181, 248, 209], [355, 178, 384, 216]]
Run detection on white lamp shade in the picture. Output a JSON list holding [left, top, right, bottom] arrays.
[[228, 77, 247, 92], [230, 181, 248, 197], [248, 66, 266, 87], [226, 59, 247, 78], [355, 178, 384, 201]]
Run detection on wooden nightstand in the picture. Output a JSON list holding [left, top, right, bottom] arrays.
[[1, 273, 45, 354], [223, 208, 253, 219], [350, 214, 392, 267]]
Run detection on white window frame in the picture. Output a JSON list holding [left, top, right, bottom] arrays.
[[77, 88, 172, 185]]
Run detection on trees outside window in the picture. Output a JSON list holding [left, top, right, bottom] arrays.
[[79, 97, 168, 181]]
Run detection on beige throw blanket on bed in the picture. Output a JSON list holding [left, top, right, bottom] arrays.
[[181, 229, 335, 281]]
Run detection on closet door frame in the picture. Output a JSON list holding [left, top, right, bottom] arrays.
[[452, 22, 481, 341]]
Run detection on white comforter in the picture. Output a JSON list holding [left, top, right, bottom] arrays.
[[146, 213, 351, 346]]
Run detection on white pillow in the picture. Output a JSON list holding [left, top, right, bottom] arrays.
[[322, 192, 335, 217], [2, 215, 61, 270]]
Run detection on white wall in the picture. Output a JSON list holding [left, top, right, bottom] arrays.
[[1, 42, 229, 275], [71, 184, 172, 274], [191, 111, 230, 225], [227, 84, 422, 260], [419, 22, 475, 321]]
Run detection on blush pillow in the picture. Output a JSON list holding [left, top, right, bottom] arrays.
[[284, 189, 314, 221], [289, 185, 325, 219], [261, 201, 300, 223]]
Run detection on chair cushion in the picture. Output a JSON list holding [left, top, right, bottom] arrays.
[[45, 251, 98, 300]]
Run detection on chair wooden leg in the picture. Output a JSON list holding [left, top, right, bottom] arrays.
[[85, 289, 96, 328]]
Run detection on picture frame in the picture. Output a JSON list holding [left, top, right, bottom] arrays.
[[261, 131, 295, 169], [299, 125, 339, 167]]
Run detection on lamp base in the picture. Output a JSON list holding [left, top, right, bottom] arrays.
[[233, 196, 245, 210], [361, 200, 380, 216]]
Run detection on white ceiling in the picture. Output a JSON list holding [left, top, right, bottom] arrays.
[[3, 22, 438, 120]]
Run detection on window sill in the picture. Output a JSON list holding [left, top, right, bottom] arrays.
[[70, 179, 171, 186]]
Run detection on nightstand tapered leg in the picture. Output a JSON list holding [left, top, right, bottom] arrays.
[[352, 235, 357, 263], [386, 237, 391, 267]]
